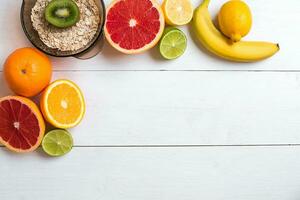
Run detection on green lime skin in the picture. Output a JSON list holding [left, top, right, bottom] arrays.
[[45, 0, 80, 28], [42, 129, 73, 157], [159, 27, 187, 60]]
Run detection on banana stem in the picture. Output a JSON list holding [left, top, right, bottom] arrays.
[[202, 0, 210, 7]]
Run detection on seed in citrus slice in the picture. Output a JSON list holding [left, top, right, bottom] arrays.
[[159, 27, 187, 59], [162, 0, 193, 25], [0, 96, 45, 153], [104, 0, 165, 54], [40, 79, 85, 129], [42, 129, 73, 157]]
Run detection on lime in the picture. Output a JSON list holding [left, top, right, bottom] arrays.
[[159, 27, 187, 60], [42, 129, 73, 157]]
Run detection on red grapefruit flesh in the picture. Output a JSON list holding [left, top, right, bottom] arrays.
[[0, 96, 45, 153], [105, 0, 165, 54]]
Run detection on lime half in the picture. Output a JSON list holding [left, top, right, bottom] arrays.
[[159, 27, 187, 59], [42, 129, 73, 157]]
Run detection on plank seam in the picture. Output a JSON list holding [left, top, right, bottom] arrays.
[[1, 144, 300, 148], [1, 70, 300, 72]]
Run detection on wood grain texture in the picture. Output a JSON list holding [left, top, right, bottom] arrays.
[[0, 147, 300, 200], [2, 71, 300, 145], [0, 1, 300, 199], [0, 0, 299, 71]]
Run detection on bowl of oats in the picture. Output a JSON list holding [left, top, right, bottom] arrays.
[[21, 0, 105, 59]]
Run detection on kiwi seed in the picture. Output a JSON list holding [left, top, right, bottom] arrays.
[[45, 0, 80, 28]]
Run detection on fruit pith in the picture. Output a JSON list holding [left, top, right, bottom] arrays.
[[104, 0, 165, 54], [40, 79, 85, 129], [0, 96, 45, 153], [162, 0, 193, 26]]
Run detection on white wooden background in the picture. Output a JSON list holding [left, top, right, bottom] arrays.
[[1, 0, 300, 199]]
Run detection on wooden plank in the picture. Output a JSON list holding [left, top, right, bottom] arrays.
[[0, 146, 300, 200], [0, 0, 298, 71], [2, 71, 300, 145]]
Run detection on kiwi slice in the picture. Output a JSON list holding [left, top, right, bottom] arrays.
[[45, 0, 80, 28]]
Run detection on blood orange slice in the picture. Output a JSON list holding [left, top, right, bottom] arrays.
[[0, 96, 45, 153], [104, 0, 165, 54]]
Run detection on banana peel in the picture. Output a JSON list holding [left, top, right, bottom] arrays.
[[192, 0, 279, 62]]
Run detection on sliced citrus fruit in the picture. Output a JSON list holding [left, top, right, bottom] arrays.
[[162, 0, 193, 26], [159, 27, 187, 59], [104, 0, 165, 54], [42, 129, 73, 157], [0, 96, 45, 153], [40, 79, 85, 129]]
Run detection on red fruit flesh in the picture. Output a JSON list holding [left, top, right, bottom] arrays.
[[105, 0, 164, 53], [0, 98, 41, 151]]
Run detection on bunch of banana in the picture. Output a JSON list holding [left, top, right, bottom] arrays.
[[192, 0, 279, 62]]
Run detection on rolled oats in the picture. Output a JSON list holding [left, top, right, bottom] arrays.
[[31, 0, 100, 51]]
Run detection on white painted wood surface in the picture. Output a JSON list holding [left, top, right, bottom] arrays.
[[0, 0, 300, 199], [0, 0, 299, 71], [3, 71, 300, 145], [1, 147, 300, 200]]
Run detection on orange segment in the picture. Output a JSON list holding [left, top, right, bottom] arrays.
[[40, 79, 85, 129]]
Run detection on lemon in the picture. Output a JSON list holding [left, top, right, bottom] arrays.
[[162, 0, 193, 26], [218, 0, 252, 42]]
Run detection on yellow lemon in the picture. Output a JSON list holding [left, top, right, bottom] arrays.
[[218, 0, 252, 42], [162, 0, 193, 26]]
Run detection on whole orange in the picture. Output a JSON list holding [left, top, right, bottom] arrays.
[[4, 48, 52, 97]]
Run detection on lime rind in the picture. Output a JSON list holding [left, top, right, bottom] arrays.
[[42, 129, 73, 157], [159, 28, 187, 60]]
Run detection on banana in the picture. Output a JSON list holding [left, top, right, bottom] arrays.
[[192, 0, 279, 62]]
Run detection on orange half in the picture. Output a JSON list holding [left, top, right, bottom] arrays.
[[40, 79, 85, 129]]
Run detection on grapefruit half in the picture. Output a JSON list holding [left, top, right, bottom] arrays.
[[104, 0, 165, 54], [0, 96, 45, 153]]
